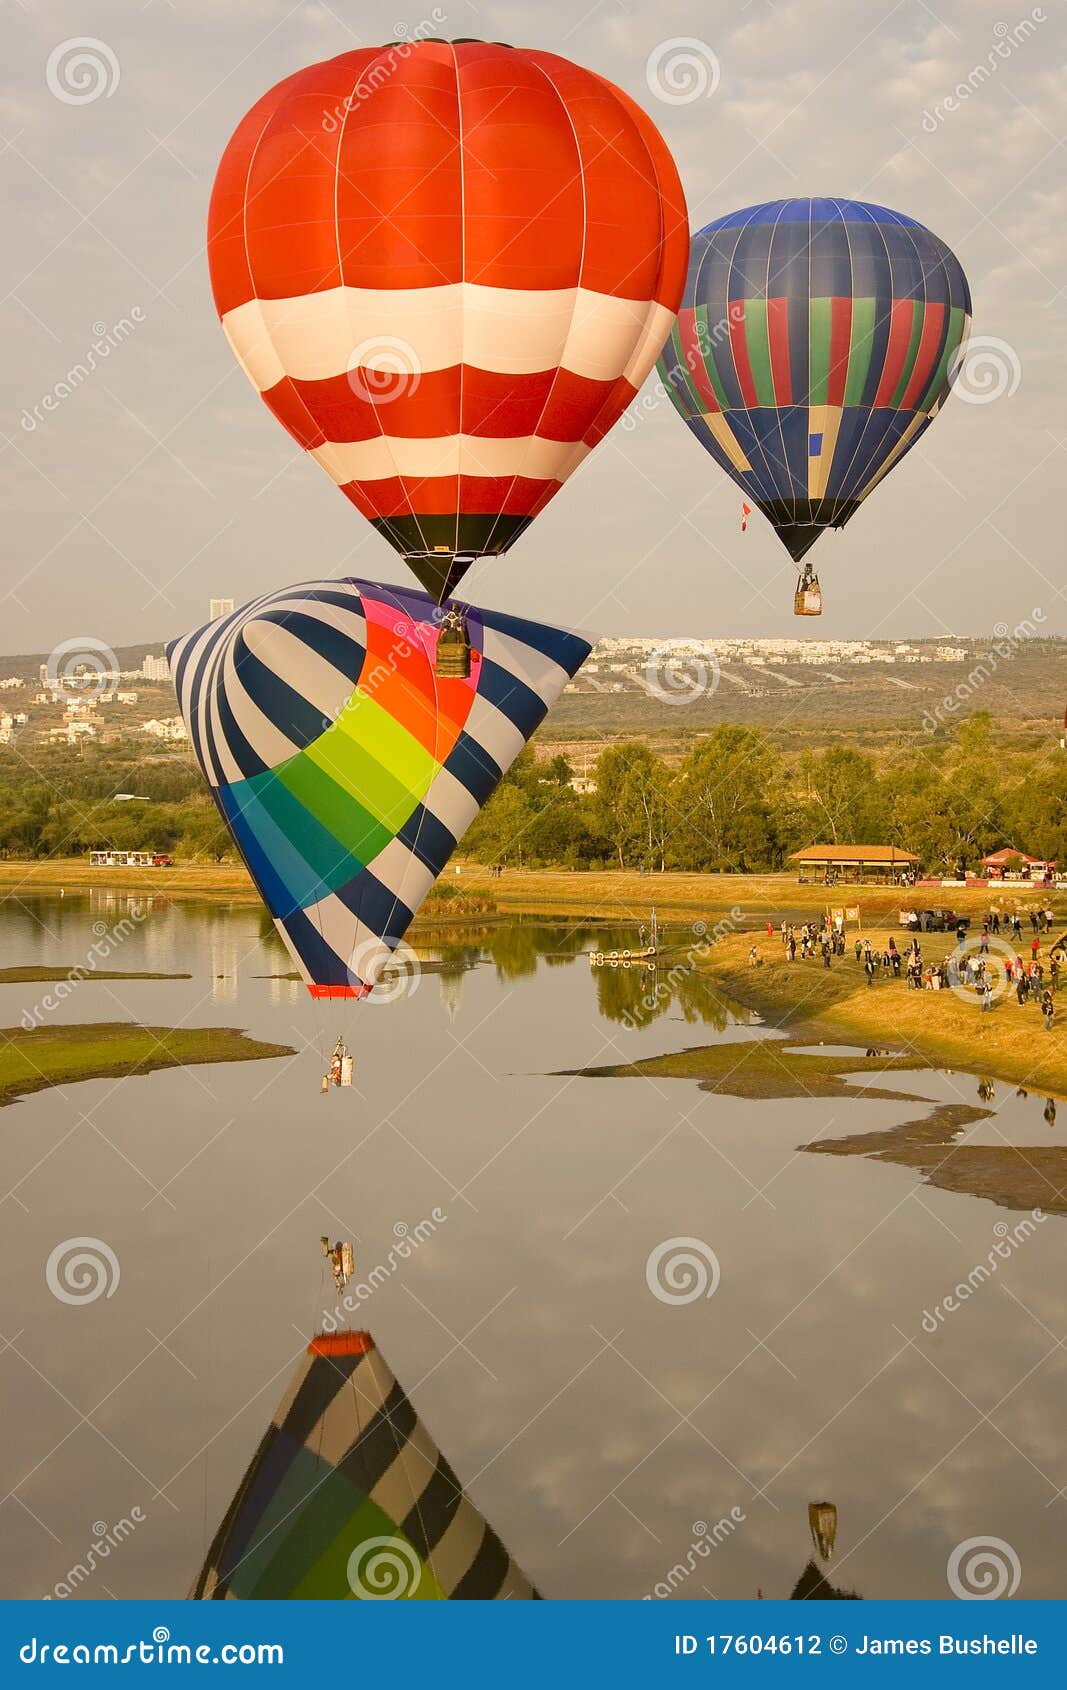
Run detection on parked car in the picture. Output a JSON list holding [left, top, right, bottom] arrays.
[[898, 907, 970, 933]]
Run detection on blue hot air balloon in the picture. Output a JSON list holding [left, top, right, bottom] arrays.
[[657, 198, 972, 613]]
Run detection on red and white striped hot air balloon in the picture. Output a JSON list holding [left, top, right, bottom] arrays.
[[207, 38, 688, 602]]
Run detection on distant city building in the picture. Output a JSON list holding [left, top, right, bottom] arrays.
[[0, 676, 24, 690], [49, 721, 97, 744], [140, 654, 170, 682], [210, 597, 235, 620], [141, 716, 188, 742]]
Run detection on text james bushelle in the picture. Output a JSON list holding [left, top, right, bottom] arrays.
[[856, 1636, 1037, 1656]]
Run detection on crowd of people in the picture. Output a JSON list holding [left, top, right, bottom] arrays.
[[753, 910, 1059, 1031]]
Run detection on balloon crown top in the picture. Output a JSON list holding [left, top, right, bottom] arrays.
[[381, 37, 514, 48]]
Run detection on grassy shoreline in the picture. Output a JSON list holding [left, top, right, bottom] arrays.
[[0, 966, 190, 984], [2, 859, 1063, 1093], [1, 857, 1055, 920], [0, 1022, 294, 1109], [696, 928, 1067, 1099]]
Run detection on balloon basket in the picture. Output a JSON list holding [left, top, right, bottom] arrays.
[[794, 574, 823, 616]]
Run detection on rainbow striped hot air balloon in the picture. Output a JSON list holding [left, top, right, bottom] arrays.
[[168, 581, 590, 999], [657, 198, 972, 612]]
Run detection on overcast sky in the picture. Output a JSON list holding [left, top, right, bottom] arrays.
[[3, 0, 1064, 652]]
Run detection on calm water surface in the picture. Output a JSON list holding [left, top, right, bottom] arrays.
[[1, 891, 1064, 1600]]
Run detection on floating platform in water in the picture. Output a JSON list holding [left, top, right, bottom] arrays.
[[589, 946, 658, 968]]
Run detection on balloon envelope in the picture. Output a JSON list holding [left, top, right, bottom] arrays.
[[208, 40, 688, 599], [189, 1330, 539, 1599], [168, 580, 590, 995], [657, 198, 972, 562]]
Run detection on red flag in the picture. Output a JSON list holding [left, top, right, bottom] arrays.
[[741, 501, 752, 532]]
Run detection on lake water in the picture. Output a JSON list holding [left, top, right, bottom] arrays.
[[1, 890, 1065, 1601]]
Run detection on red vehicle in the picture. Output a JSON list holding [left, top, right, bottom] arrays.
[[152, 853, 173, 868]]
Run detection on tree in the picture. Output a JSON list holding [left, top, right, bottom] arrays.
[[673, 727, 781, 871], [591, 743, 672, 870]]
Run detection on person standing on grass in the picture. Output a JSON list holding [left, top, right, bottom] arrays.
[[865, 955, 875, 986], [1051, 955, 1060, 992], [1042, 989, 1055, 1031], [822, 938, 831, 969], [991, 909, 1001, 936], [979, 975, 994, 1012], [980, 925, 990, 954], [1032, 935, 1041, 962], [1013, 913, 1022, 941]]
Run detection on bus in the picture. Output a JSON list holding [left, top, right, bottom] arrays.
[[88, 850, 173, 868]]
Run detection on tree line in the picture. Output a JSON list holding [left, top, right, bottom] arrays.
[[0, 713, 1063, 874], [0, 747, 232, 861], [463, 715, 1067, 874]]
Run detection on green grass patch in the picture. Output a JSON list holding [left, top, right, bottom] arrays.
[[0, 1021, 293, 1108], [0, 967, 190, 984]]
